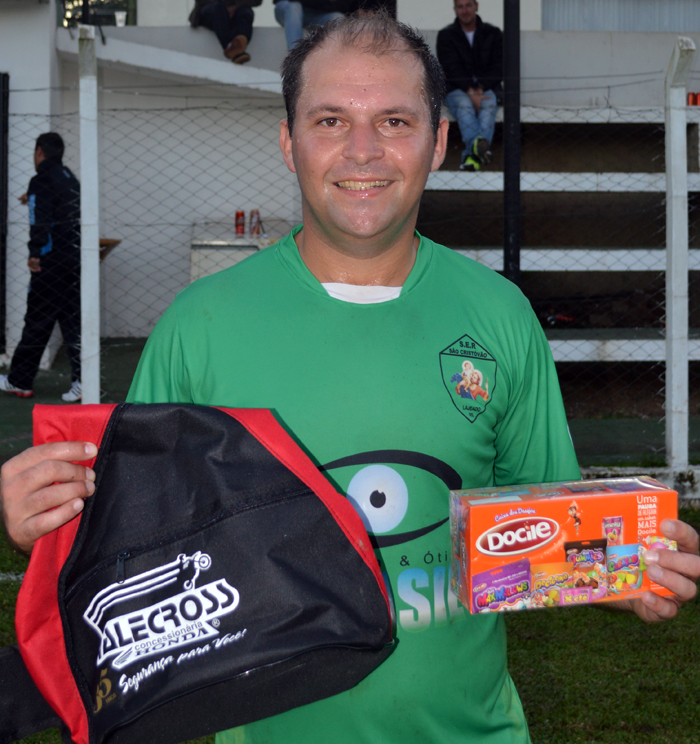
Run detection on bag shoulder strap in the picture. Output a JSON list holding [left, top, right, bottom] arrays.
[[0, 644, 61, 743]]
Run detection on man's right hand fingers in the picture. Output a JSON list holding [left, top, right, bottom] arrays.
[[0, 441, 98, 554], [2, 441, 97, 477], [11, 458, 95, 500], [10, 482, 94, 554], [20, 481, 94, 541], [28, 477, 96, 516]]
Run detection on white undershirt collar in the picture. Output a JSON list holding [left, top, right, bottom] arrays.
[[321, 282, 402, 304]]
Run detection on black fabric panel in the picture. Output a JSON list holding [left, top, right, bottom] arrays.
[[65, 495, 392, 742], [67, 404, 311, 576], [53, 404, 392, 744], [0, 645, 62, 743], [106, 644, 394, 744]]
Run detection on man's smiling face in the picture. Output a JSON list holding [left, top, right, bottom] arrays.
[[280, 40, 447, 257], [454, 0, 478, 29]]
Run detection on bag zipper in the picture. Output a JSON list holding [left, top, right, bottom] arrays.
[[116, 550, 130, 584]]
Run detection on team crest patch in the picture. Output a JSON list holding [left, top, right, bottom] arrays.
[[439, 334, 496, 422]]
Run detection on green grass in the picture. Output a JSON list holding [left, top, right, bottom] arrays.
[[1, 512, 697, 743], [506, 506, 700, 744], [2, 342, 700, 742]]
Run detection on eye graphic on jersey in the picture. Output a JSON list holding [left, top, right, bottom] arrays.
[[321, 450, 462, 548], [346, 465, 409, 535]]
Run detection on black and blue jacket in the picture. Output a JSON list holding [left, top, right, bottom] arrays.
[[27, 157, 80, 267]]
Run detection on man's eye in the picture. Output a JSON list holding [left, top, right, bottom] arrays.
[[320, 118, 339, 127], [386, 118, 405, 127]]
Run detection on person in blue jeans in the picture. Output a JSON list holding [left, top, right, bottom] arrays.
[[436, 0, 502, 171], [274, 0, 345, 49]]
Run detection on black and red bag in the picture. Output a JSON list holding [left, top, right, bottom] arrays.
[[2, 403, 394, 744]]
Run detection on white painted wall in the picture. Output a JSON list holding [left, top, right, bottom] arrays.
[[60, 61, 299, 338], [0, 0, 63, 365], [137, 0, 543, 31]]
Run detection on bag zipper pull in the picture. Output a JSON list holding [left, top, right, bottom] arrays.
[[116, 551, 130, 584]]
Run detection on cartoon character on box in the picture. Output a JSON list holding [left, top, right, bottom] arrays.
[[567, 500, 582, 534]]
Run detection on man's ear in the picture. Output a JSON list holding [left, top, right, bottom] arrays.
[[279, 120, 297, 174], [430, 117, 450, 173]]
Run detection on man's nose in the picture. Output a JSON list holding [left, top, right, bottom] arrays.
[[342, 121, 384, 165]]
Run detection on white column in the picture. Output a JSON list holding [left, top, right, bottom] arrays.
[[78, 25, 100, 404], [665, 37, 695, 471]]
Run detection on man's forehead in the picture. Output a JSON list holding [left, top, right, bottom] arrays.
[[300, 39, 422, 89]]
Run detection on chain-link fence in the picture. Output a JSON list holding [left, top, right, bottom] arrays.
[[2, 76, 698, 466], [419, 99, 700, 466], [4, 96, 297, 367]]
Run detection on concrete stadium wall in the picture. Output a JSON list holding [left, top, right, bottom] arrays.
[[84, 26, 700, 107], [135, 0, 544, 33]]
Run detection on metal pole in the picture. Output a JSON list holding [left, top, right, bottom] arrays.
[[664, 37, 695, 472], [0, 73, 8, 355], [79, 26, 101, 404], [502, 0, 521, 285]]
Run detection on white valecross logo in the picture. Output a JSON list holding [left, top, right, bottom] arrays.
[[83, 551, 240, 670]]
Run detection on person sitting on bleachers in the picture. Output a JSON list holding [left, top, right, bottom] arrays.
[[190, 0, 259, 64], [436, 0, 502, 171]]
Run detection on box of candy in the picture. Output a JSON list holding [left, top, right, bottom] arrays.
[[450, 477, 677, 613]]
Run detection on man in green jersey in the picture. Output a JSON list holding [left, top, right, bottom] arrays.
[[2, 13, 699, 744]]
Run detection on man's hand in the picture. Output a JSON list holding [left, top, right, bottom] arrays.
[[467, 86, 485, 114], [18, 193, 28, 205], [27, 257, 41, 273], [0, 442, 98, 555], [616, 518, 699, 622]]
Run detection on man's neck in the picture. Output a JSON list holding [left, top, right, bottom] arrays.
[[459, 17, 477, 32], [294, 225, 419, 287]]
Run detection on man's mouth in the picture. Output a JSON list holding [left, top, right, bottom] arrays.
[[336, 180, 391, 190]]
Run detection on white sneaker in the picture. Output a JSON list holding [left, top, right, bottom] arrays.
[[62, 381, 82, 403], [0, 374, 33, 398]]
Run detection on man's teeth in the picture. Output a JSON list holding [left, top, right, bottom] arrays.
[[337, 180, 390, 190]]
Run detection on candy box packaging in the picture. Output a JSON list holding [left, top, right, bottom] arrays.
[[450, 477, 677, 613]]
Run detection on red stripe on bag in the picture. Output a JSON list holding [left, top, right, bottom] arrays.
[[17, 404, 117, 744]]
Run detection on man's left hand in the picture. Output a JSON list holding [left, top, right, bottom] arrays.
[[27, 258, 41, 273], [616, 519, 699, 622]]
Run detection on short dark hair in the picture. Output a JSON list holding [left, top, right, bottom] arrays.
[[281, 11, 446, 138], [35, 132, 65, 161]]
